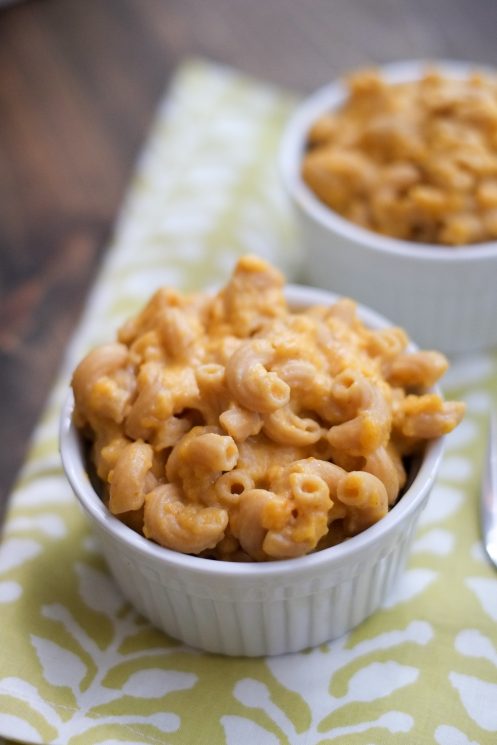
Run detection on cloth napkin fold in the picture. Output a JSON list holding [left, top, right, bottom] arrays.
[[0, 59, 496, 745]]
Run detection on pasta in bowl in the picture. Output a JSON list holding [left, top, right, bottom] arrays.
[[60, 255, 463, 655], [280, 59, 497, 354]]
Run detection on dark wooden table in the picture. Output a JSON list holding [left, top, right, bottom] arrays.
[[2, 0, 497, 518]]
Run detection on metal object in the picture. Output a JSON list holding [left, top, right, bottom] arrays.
[[481, 409, 497, 568]]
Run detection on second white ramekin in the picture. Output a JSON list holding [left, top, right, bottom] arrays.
[[280, 60, 497, 354]]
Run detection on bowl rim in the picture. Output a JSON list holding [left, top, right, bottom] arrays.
[[280, 58, 497, 261], [59, 283, 445, 581]]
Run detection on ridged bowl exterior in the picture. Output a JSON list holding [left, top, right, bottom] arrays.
[[280, 59, 497, 355], [59, 285, 445, 657], [296, 206, 497, 354], [92, 514, 420, 656]]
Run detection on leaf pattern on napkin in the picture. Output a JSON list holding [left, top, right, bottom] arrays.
[[0, 558, 197, 743]]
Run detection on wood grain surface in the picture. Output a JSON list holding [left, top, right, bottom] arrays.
[[1, 0, 497, 518]]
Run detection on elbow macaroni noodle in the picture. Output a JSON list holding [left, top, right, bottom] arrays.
[[71, 255, 465, 561]]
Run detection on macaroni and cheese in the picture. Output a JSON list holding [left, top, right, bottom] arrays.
[[72, 255, 464, 561], [303, 68, 497, 245]]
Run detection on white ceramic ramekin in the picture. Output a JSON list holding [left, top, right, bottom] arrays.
[[280, 60, 497, 355], [59, 285, 445, 656]]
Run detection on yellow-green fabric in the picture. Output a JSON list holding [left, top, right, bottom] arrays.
[[1, 59, 496, 745]]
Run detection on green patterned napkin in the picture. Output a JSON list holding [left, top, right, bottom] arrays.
[[1, 59, 497, 745]]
